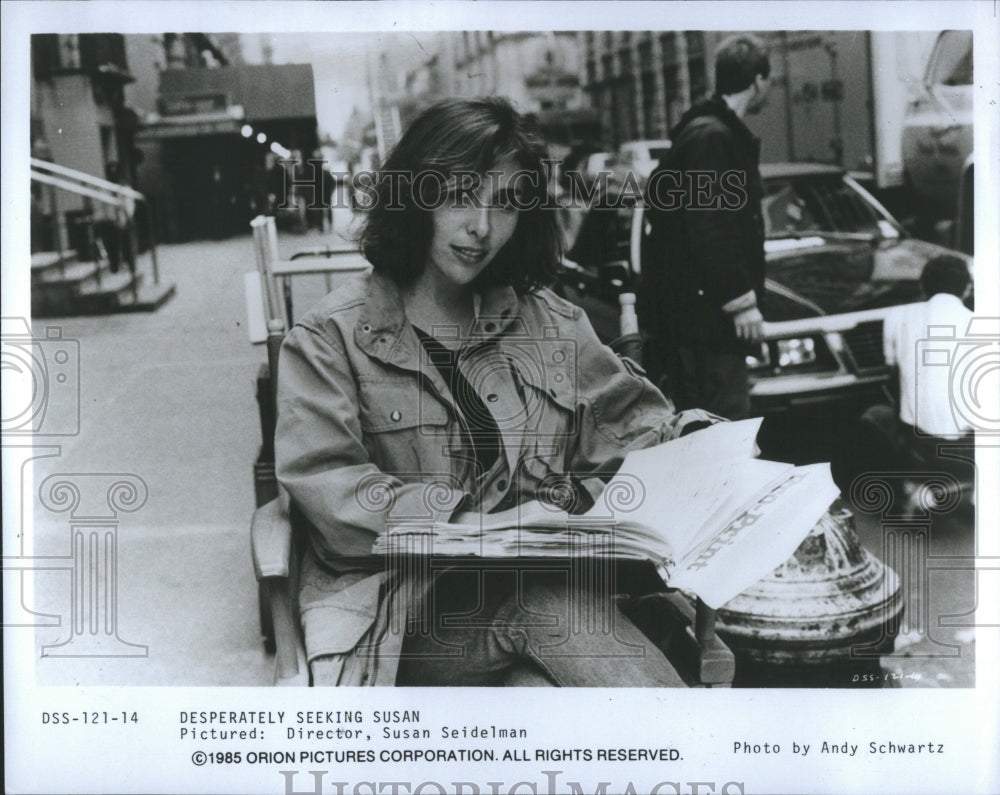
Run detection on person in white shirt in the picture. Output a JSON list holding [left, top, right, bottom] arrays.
[[833, 255, 973, 493], [883, 255, 974, 440]]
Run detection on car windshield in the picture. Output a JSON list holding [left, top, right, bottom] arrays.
[[930, 30, 973, 87], [762, 176, 886, 240]]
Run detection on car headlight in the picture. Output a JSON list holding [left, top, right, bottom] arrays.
[[776, 337, 816, 368], [747, 336, 831, 375]]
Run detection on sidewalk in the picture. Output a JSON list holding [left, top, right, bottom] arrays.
[[25, 228, 348, 686]]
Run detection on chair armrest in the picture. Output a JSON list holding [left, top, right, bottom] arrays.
[[251, 496, 308, 684], [251, 497, 293, 580]]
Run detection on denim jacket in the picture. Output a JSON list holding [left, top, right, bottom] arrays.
[[275, 269, 715, 684]]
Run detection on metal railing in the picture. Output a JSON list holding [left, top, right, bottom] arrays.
[[30, 158, 160, 295]]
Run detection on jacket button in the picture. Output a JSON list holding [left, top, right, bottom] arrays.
[[697, 290, 704, 296], [390, 410, 402, 422], [362, 324, 372, 333], [497, 479, 508, 491], [487, 393, 499, 402]]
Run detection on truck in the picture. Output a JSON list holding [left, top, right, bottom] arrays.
[[900, 29, 974, 253], [707, 31, 941, 208]]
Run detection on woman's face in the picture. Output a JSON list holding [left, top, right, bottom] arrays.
[[425, 156, 528, 287]]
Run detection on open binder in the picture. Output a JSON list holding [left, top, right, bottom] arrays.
[[373, 418, 841, 608]]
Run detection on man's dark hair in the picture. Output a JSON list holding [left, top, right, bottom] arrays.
[[358, 97, 562, 293], [714, 34, 771, 96], [920, 254, 970, 299]]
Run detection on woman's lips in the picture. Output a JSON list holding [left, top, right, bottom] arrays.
[[451, 244, 489, 264]]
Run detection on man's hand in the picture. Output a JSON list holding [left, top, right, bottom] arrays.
[[732, 305, 764, 343], [722, 290, 764, 343]]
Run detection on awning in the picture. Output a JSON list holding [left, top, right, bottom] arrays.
[[137, 112, 242, 141], [157, 64, 317, 121]]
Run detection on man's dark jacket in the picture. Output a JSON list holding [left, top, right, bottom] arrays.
[[640, 96, 766, 354]]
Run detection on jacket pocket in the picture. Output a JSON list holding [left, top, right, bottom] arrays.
[[502, 356, 577, 484], [356, 377, 453, 476]]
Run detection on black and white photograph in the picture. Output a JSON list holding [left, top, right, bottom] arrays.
[[3, 2, 998, 794]]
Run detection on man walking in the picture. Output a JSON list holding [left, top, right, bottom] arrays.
[[641, 34, 771, 419]]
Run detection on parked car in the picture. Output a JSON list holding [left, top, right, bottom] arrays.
[[558, 162, 974, 420]]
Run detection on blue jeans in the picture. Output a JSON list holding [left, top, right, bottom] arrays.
[[395, 566, 686, 687]]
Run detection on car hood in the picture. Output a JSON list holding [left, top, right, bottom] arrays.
[[760, 237, 962, 321]]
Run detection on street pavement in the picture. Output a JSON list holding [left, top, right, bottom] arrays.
[[17, 217, 976, 688], [853, 494, 977, 689], [24, 225, 352, 686]]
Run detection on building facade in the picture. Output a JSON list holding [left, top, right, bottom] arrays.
[[580, 30, 707, 149], [380, 32, 596, 160], [582, 29, 928, 180], [126, 34, 318, 242], [30, 34, 140, 251]]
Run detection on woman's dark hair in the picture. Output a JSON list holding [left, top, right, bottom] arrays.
[[358, 97, 562, 292], [714, 34, 771, 96]]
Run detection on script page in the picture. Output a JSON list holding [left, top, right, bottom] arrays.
[[668, 462, 842, 607], [584, 418, 776, 552]]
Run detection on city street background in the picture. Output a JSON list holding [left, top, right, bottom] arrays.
[[24, 212, 975, 687]]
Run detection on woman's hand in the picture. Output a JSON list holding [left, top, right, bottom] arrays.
[[672, 408, 726, 437]]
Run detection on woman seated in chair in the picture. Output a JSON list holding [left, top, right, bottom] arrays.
[[275, 97, 716, 686]]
